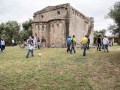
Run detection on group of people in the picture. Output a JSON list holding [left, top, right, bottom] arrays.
[[66, 35, 90, 56], [66, 34, 110, 56], [96, 35, 109, 52], [66, 35, 77, 54], [0, 34, 110, 58], [0, 38, 15, 52]]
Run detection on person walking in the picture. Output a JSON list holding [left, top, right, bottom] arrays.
[[12, 38, 15, 47], [81, 35, 88, 56], [96, 35, 102, 51], [33, 36, 37, 49], [37, 37, 41, 49], [0, 41, 1, 48], [1, 38, 5, 52], [103, 36, 109, 52], [41, 36, 46, 47], [66, 36, 71, 53], [26, 36, 34, 58], [70, 35, 76, 54], [87, 37, 90, 49]]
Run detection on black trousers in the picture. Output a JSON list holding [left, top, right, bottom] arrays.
[[67, 44, 71, 52], [97, 43, 101, 51]]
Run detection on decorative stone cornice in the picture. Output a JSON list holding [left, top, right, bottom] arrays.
[[33, 3, 70, 16]]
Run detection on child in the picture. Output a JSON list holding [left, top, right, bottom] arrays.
[[26, 36, 34, 58]]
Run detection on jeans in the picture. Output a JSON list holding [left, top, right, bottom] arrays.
[[67, 44, 71, 53], [97, 43, 101, 51], [70, 44, 76, 53], [87, 43, 90, 49], [38, 45, 40, 49], [12, 43, 14, 47], [26, 49, 34, 58], [1, 45, 5, 52], [103, 44, 108, 51], [83, 44, 87, 56]]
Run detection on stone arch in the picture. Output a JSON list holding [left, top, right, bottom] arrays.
[[35, 33, 37, 38]]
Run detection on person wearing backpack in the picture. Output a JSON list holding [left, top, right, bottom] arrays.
[[70, 35, 76, 54], [26, 36, 34, 58], [66, 36, 71, 53]]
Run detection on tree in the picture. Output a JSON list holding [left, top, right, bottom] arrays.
[[0, 23, 5, 36], [19, 19, 33, 41], [94, 29, 106, 43], [105, 1, 120, 39], [0, 21, 20, 45]]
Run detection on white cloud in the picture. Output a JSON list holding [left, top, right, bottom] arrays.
[[0, 0, 117, 35]]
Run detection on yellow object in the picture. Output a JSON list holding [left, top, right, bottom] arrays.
[[71, 38, 76, 44], [81, 37, 88, 44]]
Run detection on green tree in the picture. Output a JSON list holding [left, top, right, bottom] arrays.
[[0, 23, 5, 37], [19, 19, 33, 41], [94, 29, 106, 43], [105, 1, 120, 44], [0, 21, 20, 45]]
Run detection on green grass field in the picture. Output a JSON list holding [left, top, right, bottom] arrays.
[[0, 46, 120, 90]]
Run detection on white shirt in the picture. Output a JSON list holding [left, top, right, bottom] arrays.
[[1, 40, 5, 45], [12, 39, 14, 43], [27, 39, 34, 50], [103, 37, 109, 45], [37, 42, 41, 45], [28, 44, 34, 50]]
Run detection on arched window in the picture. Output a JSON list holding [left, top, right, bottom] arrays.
[[41, 15, 43, 18], [57, 24, 59, 27]]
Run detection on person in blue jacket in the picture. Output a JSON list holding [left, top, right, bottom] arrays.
[[0, 41, 1, 48], [66, 36, 71, 53]]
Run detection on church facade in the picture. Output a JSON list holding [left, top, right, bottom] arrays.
[[32, 3, 94, 47]]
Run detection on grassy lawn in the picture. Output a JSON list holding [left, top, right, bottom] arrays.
[[0, 45, 120, 90]]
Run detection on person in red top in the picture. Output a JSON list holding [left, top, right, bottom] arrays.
[[41, 36, 46, 47]]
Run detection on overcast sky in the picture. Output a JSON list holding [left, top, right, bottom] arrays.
[[0, 0, 117, 35]]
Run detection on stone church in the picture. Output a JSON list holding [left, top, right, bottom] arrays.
[[32, 3, 94, 47]]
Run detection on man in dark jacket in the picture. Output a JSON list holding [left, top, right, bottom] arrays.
[[96, 35, 102, 51]]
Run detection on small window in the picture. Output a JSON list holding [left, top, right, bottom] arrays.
[[41, 15, 43, 18], [57, 11, 60, 15], [57, 24, 59, 26], [65, 6, 68, 10], [52, 25, 54, 27], [42, 25, 44, 28]]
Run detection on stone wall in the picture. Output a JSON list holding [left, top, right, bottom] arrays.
[[49, 20, 66, 47], [32, 4, 69, 47], [69, 6, 94, 47], [32, 3, 94, 47]]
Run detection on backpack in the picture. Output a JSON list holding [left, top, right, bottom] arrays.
[[67, 38, 71, 44], [88, 38, 90, 43]]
